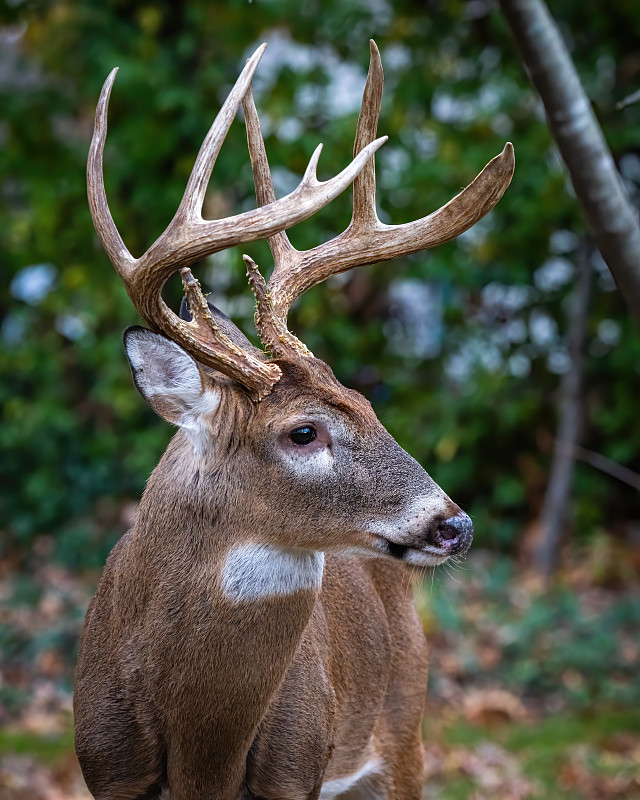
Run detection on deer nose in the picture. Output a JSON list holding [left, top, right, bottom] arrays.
[[435, 513, 473, 555]]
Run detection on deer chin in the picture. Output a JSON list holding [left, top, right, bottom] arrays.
[[371, 536, 451, 567]]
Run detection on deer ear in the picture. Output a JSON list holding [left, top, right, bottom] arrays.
[[123, 326, 219, 427]]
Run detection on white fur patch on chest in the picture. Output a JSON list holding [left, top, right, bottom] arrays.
[[221, 544, 325, 602]]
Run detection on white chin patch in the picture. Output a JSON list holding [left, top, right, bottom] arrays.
[[403, 548, 448, 567], [222, 544, 325, 603]]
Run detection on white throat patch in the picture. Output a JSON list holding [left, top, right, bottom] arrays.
[[221, 544, 325, 602]]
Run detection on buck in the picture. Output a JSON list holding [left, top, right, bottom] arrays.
[[74, 41, 514, 800]]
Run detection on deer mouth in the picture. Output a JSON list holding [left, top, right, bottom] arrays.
[[375, 538, 450, 566], [373, 512, 474, 566]]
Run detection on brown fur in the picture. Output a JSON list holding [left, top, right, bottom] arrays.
[[75, 346, 464, 800]]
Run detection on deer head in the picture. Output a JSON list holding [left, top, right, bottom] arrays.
[[88, 41, 514, 579]]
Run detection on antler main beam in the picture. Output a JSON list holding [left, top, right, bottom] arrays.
[[88, 44, 386, 398], [243, 40, 515, 359]]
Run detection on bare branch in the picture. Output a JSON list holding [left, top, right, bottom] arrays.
[[571, 444, 640, 493], [616, 88, 640, 111]]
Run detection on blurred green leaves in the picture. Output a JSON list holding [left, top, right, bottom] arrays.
[[1, 0, 639, 565]]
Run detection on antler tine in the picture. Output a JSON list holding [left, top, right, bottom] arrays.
[[88, 44, 388, 399], [242, 88, 298, 274], [242, 87, 313, 357], [352, 39, 384, 226], [87, 47, 266, 277], [177, 43, 267, 222], [87, 67, 135, 279], [244, 40, 515, 360]]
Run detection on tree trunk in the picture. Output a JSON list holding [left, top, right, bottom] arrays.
[[534, 250, 591, 579], [499, 0, 640, 325]]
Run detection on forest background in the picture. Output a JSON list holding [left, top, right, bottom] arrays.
[[1, 0, 639, 797]]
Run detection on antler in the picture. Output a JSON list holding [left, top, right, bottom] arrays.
[[88, 44, 387, 399], [242, 40, 515, 359]]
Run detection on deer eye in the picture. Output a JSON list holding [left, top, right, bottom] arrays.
[[289, 426, 317, 445]]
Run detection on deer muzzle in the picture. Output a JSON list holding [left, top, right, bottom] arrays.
[[371, 501, 474, 567]]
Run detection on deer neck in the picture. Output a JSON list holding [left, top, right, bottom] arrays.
[[136, 433, 325, 602], [127, 435, 325, 782], [134, 431, 323, 651]]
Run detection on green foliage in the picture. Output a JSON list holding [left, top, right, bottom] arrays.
[[0, 726, 76, 764], [1, 0, 640, 565]]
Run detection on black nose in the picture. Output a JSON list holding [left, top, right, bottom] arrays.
[[436, 513, 474, 555]]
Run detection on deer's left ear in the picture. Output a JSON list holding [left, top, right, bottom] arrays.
[[123, 326, 219, 428]]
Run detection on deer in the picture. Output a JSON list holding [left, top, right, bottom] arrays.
[[74, 41, 514, 800]]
